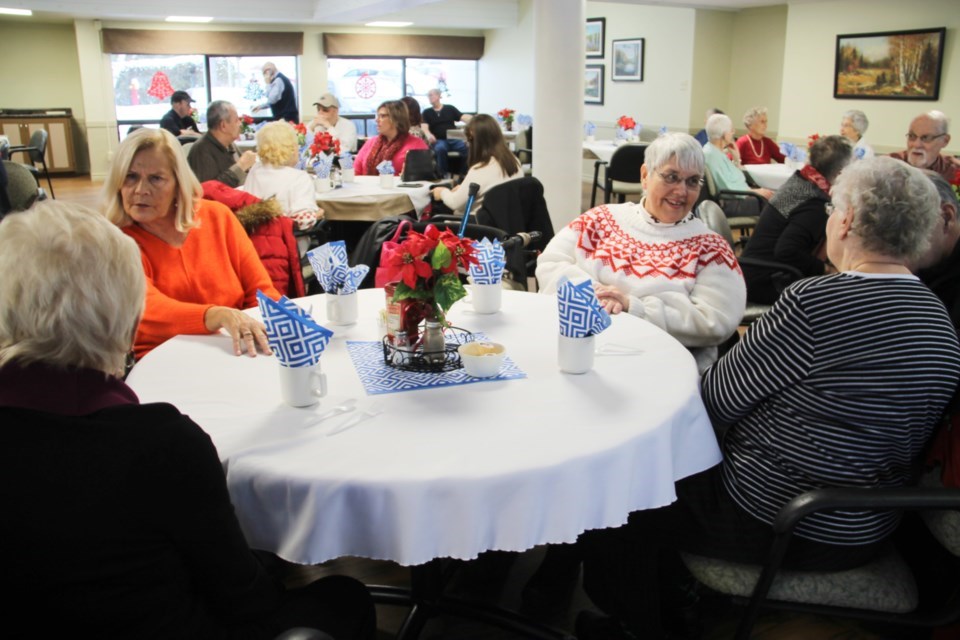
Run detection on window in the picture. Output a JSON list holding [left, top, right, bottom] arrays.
[[109, 54, 298, 136], [327, 58, 477, 116]]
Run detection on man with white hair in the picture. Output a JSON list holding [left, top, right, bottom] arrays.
[[890, 110, 959, 181], [421, 88, 472, 177], [252, 61, 299, 123]]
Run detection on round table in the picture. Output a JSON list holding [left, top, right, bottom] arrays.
[[126, 289, 721, 567], [744, 163, 797, 190], [316, 175, 431, 222]]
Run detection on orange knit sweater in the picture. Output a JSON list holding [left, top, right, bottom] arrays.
[[123, 199, 281, 359]]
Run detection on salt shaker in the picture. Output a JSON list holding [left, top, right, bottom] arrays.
[[422, 320, 445, 365]]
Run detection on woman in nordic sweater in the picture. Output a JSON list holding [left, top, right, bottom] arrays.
[[102, 128, 281, 360], [536, 132, 745, 370]]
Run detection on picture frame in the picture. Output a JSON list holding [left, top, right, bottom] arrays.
[[834, 27, 946, 100], [585, 65, 604, 105], [612, 38, 644, 81], [586, 18, 605, 59]]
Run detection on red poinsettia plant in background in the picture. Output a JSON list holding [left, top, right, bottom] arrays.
[[807, 133, 821, 153], [617, 115, 637, 131], [497, 108, 516, 128], [381, 224, 478, 325], [951, 168, 960, 201], [310, 131, 341, 157], [240, 114, 255, 136], [292, 121, 308, 147]]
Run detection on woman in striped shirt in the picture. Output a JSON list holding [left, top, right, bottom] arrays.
[[576, 157, 960, 640]]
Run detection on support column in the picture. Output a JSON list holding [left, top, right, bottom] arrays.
[[74, 19, 117, 180], [532, 0, 585, 229]]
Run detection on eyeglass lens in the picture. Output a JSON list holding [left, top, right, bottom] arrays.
[[660, 172, 703, 189]]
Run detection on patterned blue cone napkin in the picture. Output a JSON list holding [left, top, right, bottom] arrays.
[[779, 142, 796, 158], [557, 277, 612, 338], [376, 160, 395, 176], [307, 241, 369, 294], [516, 114, 533, 128], [468, 238, 506, 285], [256, 291, 333, 367], [340, 152, 354, 170], [313, 154, 334, 179], [584, 122, 596, 136]]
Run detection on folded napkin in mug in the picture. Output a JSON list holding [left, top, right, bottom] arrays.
[[257, 291, 333, 367], [584, 122, 596, 136], [313, 154, 334, 179], [340, 151, 354, 170], [468, 238, 506, 285], [557, 277, 612, 338], [307, 240, 370, 294], [376, 160, 395, 176]]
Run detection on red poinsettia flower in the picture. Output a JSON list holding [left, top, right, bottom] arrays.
[[497, 108, 515, 121], [382, 233, 435, 289], [617, 115, 637, 131], [807, 133, 820, 151], [242, 114, 254, 125], [422, 225, 476, 274], [294, 122, 307, 135], [310, 131, 341, 157]]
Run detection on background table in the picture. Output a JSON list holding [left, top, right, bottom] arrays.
[[127, 289, 721, 567], [583, 139, 643, 164], [316, 175, 431, 222], [744, 163, 797, 190]]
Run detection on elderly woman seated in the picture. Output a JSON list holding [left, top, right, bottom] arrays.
[[536, 132, 745, 372], [244, 120, 322, 231], [740, 134, 854, 304], [0, 201, 376, 638], [840, 109, 875, 160], [575, 157, 960, 640], [102, 128, 281, 359], [703, 113, 774, 213], [736, 106, 786, 165]]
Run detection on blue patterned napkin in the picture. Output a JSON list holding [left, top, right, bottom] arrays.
[[779, 142, 796, 158], [659, 125, 668, 136], [517, 114, 533, 128], [634, 124, 643, 136], [584, 122, 596, 136], [557, 278, 612, 338], [468, 238, 506, 285], [307, 241, 369, 294], [313, 154, 333, 179], [376, 160, 394, 176], [615, 127, 628, 141], [340, 151, 354, 170], [256, 291, 333, 367]]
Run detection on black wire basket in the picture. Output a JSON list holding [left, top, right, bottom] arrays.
[[382, 327, 474, 373]]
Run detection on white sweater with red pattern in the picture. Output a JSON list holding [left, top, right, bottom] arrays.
[[536, 201, 746, 369]]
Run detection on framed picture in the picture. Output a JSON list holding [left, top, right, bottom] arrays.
[[612, 38, 644, 81], [834, 27, 946, 100], [585, 65, 604, 105], [586, 18, 605, 58]]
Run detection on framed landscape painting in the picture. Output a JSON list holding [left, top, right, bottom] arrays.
[[612, 38, 644, 81], [585, 65, 604, 105], [586, 18, 605, 58], [834, 27, 946, 100]]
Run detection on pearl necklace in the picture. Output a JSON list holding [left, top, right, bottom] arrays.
[[747, 135, 764, 160]]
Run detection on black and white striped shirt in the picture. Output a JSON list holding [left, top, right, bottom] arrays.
[[702, 272, 960, 545]]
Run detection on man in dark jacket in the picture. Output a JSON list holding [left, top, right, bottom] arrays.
[[253, 62, 299, 123], [159, 90, 201, 139]]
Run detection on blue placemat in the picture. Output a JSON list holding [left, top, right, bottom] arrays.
[[346, 333, 526, 395]]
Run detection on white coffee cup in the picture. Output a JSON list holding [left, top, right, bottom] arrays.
[[278, 363, 327, 407], [558, 334, 595, 374], [471, 283, 502, 314], [341, 168, 355, 183], [326, 292, 358, 325], [585, 135, 595, 143], [379, 174, 394, 189], [315, 176, 332, 194]]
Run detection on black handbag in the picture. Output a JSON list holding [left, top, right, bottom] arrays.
[[402, 149, 440, 182]]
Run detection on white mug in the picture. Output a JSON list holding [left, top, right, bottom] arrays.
[[326, 292, 358, 325], [315, 176, 332, 194], [471, 283, 502, 314], [278, 363, 327, 407], [558, 334, 595, 374], [379, 174, 394, 189], [585, 135, 595, 143], [341, 168, 355, 183]]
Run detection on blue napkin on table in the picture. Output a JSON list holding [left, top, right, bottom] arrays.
[[313, 154, 334, 179], [584, 122, 596, 136], [256, 291, 333, 367], [556, 278, 612, 338], [306, 240, 369, 295], [516, 114, 533, 128], [376, 160, 394, 176], [340, 151, 354, 170], [615, 127, 629, 141], [468, 238, 506, 285], [779, 142, 796, 158], [634, 124, 643, 137], [659, 125, 668, 136]]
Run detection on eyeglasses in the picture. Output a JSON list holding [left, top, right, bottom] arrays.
[[375, 112, 390, 121], [906, 133, 947, 144], [656, 171, 704, 190]]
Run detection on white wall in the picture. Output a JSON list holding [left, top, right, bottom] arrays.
[[690, 10, 735, 134], [778, 0, 959, 153], [727, 5, 787, 137], [478, 0, 535, 116]]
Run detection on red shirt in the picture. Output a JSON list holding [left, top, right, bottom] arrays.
[[736, 135, 786, 165]]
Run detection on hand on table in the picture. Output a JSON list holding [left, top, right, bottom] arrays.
[[204, 306, 273, 357], [594, 284, 630, 315]]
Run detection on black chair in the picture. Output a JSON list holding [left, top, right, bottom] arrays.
[[9, 129, 54, 199], [590, 144, 646, 208], [402, 149, 440, 182], [681, 486, 960, 640], [515, 126, 532, 176], [702, 164, 768, 243]]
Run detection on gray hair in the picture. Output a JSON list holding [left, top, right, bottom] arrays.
[[643, 132, 705, 176], [100, 127, 202, 232], [207, 100, 234, 131], [705, 114, 733, 142], [842, 110, 869, 137], [831, 157, 939, 262], [918, 110, 950, 135], [923, 170, 960, 219], [0, 201, 146, 375], [809, 135, 853, 183], [743, 106, 767, 128]]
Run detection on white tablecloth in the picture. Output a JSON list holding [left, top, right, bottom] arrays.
[[582, 139, 645, 164], [744, 163, 796, 190], [316, 175, 431, 221], [127, 289, 721, 566]]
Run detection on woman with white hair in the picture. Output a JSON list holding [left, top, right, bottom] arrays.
[[0, 201, 376, 638], [536, 132, 746, 371], [736, 106, 786, 165], [703, 113, 774, 202], [840, 109, 875, 159], [244, 120, 322, 230], [576, 157, 960, 640], [102, 127, 280, 359]]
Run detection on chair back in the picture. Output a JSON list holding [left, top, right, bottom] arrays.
[[401, 149, 439, 181], [607, 144, 646, 183], [475, 176, 554, 252], [696, 200, 735, 250], [703, 164, 720, 200], [26, 129, 48, 165], [2, 160, 39, 212], [515, 126, 532, 166]]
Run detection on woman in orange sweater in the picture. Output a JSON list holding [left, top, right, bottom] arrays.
[[103, 128, 281, 359]]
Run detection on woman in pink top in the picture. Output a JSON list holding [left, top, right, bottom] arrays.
[[355, 100, 428, 176]]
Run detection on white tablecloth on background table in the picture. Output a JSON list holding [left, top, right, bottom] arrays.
[[316, 175, 431, 222], [582, 140, 646, 164], [127, 289, 721, 566], [744, 163, 797, 190]]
